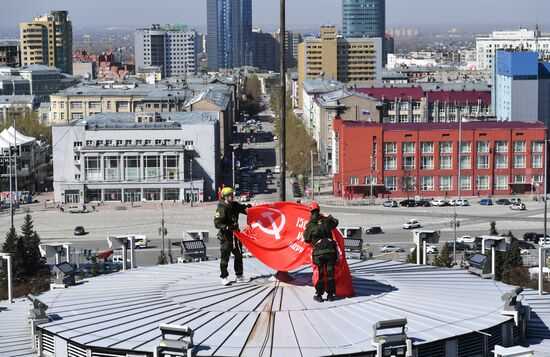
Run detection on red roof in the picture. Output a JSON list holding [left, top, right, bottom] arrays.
[[355, 87, 425, 101], [426, 90, 491, 105]]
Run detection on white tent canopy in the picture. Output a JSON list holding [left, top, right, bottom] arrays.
[[0, 126, 35, 149]]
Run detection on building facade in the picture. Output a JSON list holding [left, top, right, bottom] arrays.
[[251, 29, 279, 72], [207, 0, 253, 70], [20, 10, 73, 74], [342, 0, 385, 38], [52, 112, 220, 204], [297, 26, 382, 107], [493, 50, 550, 130], [333, 119, 546, 199], [0, 45, 20, 67], [476, 29, 550, 71], [135, 24, 197, 78], [0, 65, 65, 96]]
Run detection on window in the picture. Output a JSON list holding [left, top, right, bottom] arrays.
[[460, 141, 471, 153], [384, 142, 396, 154], [420, 176, 434, 191], [125, 140, 132, 146], [477, 155, 489, 169], [460, 155, 471, 169], [495, 141, 508, 153], [439, 156, 452, 169], [85, 157, 101, 181], [70, 102, 83, 109], [384, 176, 397, 191], [439, 176, 452, 190], [89, 101, 101, 109], [384, 156, 397, 170], [116, 101, 129, 111], [514, 141, 526, 153], [476, 175, 490, 190], [494, 175, 508, 190], [477, 141, 489, 153], [509, 154, 525, 169], [403, 142, 415, 154], [421, 156, 433, 170], [164, 188, 180, 201], [104, 189, 121, 202], [460, 176, 471, 190], [532, 154, 543, 168], [403, 156, 415, 170], [125, 156, 140, 181], [402, 176, 416, 191], [364, 176, 377, 185], [421, 142, 434, 154], [74, 141, 82, 147], [107, 101, 112, 110], [71, 113, 83, 120], [495, 154, 508, 169], [116, 140, 123, 146], [104, 157, 120, 181], [532, 174, 543, 183], [439, 142, 452, 153], [144, 156, 160, 180], [514, 175, 526, 183], [164, 156, 179, 180], [532, 140, 544, 152], [349, 176, 359, 185]]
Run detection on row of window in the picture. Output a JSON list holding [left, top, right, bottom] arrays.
[[382, 154, 543, 170], [379, 174, 543, 192], [75, 139, 194, 147], [83, 156, 182, 182], [383, 140, 543, 154]]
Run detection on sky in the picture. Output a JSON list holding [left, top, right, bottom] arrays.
[[0, 0, 548, 30]]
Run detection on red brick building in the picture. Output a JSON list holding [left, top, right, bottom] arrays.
[[332, 119, 547, 199]]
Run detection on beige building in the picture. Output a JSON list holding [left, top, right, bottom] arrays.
[[20, 10, 73, 74], [297, 26, 382, 107]]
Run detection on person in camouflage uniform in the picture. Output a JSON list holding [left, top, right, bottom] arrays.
[[214, 187, 251, 285], [304, 201, 339, 302]]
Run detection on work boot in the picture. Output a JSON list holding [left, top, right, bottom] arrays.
[[221, 277, 231, 286], [313, 295, 323, 303], [326, 294, 335, 302]]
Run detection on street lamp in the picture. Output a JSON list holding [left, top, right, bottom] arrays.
[[540, 136, 548, 295]]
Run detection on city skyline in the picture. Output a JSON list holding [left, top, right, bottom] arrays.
[[0, 0, 548, 29]]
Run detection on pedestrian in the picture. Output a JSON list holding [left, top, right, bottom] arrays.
[[214, 187, 251, 286], [304, 201, 339, 302]]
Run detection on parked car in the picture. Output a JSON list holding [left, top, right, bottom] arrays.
[[74, 226, 86, 236], [478, 198, 493, 206], [383, 200, 398, 207], [496, 198, 511, 205], [365, 226, 383, 235], [403, 219, 421, 229], [416, 199, 432, 207], [510, 198, 522, 204], [399, 199, 417, 207], [431, 199, 448, 207], [455, 199, 469, 206], [380, 244, 405, 253], [453, 242, 470, 251], [524, 232, 544, 243], [457, 235, 476, 244], [510, 202, 526, 210], [426, 245, 438, 254], [69, 204, 88, 213]]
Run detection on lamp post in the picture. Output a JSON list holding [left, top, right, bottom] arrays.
[[311, 150, 314, 201], [278, 0, 286, 202], [453, 112, 463, 263], [540, 136, 548, 295]]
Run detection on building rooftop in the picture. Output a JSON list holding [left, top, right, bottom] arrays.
[[425, 90, 491, 104], [339, 119, 547, 131], [303, 78, 345, 94], [0, 95, 35, 105], [68, 112, 219, 130], [355, 86, 425, 101], [316, 89, 381, 107]]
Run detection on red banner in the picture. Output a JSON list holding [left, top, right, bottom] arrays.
[[234, 202, 354, 297]]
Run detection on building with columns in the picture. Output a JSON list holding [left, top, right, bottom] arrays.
[[52, 111, 220, 203]]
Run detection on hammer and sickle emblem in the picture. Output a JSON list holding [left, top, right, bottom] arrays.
[[251, 208, 286, 240]]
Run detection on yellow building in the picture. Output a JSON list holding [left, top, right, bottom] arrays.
[[297, 26, 382, 106], [20, 11, 72, 74]]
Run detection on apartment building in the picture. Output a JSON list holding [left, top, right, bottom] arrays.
[[297, 26, 382, 107], [20, 11, 72, 74]]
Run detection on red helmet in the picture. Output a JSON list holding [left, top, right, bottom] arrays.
[[309, 201, 320, 211]]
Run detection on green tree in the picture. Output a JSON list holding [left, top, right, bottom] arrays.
[[406, 246, 422, 264], [1, 227, 25, 281], [0, 109, 51, 145], [433, 242, 454, 268], [19, 213, 46, 277], [242, 76, 262, 116], [489, 221, 498, 236], [501, 236, 524, 284]]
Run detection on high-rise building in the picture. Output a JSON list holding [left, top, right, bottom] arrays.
[[297, 26, 382, 106], [342, 0, 385, 38], [0, 45, 20, 67], [20, 10, 73, 74], [135, 24, 197, 78], [492, 50, 550, 129], [252, 29, 279, 72], [207, 0, 253, 70]]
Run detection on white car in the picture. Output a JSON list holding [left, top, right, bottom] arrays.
[[426, 245, 438, 254], [431, 199, 447, 207], [457, 235, 476, 244], [403, 219, 421, 229], [510, 203, 526, 211], [380, 244, 405, 253], [450, 199, 469, 206]]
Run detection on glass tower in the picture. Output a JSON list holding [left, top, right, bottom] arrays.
[[342, 0, 385, 38], [207, 0, 252, 70]]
